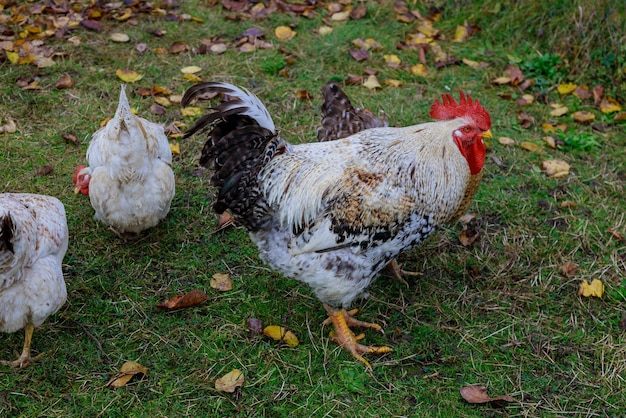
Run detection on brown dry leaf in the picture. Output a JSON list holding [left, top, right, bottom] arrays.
[[331, 11, 350, 21], [275, 26, 296, 41], [503, 64, 524, 86], [573, 85, 591, 100], [459, 229, 479, 247], [107, 361, 148, 389], [543, 136, 557, 149], [571, 110, 595, 123], [517, 112, 535, 128], [578, 279, 604, 298], [296, 90, 313, 101], [156, 289, 208, 310], [170, 41, 190, 54], [498, 136, 515, 146], [561, 261, 578, 277], [215, 211, 235, 232], [549, 104, 569, 117], [541, 159, 570, 178], [55, 74, 73, 89], [350, 4, 367, 20], [460, 385, 516, 404], [0, 118, 17, 134], [215, 369, 244, 393], [350, 49, 369, 61], [62, 132, 79, 146], [599, 97, 622, 114], [247, 318, 264, 336], [614, 111, 626, 122], [116, 69, 143, 83], [462, 58, 489, 69], [492, 76, 511, 85], [263, 325, 299, 347], [458, 213, 476, 224], [318, 25, 333, 36], [607, 229, 625, 243], [210, 273, 233, 292], [362, 75, 381, 90], [560, 200, 576, 209], [37, 165, 54, 176], [35, 56, 55, 69], [593, 85, 604, 105], [519, 141, 541, 152]]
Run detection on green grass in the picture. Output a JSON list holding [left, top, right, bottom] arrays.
[[1, 0, 625, 416]]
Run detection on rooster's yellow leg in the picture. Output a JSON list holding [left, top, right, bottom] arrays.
[[1, 323, 40, 368], [386, 259, 422, 287], [323, 304, 392, 370]]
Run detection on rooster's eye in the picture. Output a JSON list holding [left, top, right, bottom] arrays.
[[462, 126, 472, 133]]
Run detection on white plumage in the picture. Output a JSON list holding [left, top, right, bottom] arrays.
[[0, 193, 68, 367], [74, 86, 175, 234]]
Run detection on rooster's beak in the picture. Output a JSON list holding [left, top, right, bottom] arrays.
[[74, 187, 81, 194], [481, 129, 493, 139]]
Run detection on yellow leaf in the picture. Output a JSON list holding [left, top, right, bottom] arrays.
[[383, 54, 401, 68], [492, 76, 511, 85], [154, 96, 171, 107], [116, 69, 143, 83], [543, 136, 557, 149], [383, 79, 403, 87], [557, 82, 577, 94], [107, 361, 148, 388], [498, 136, 515, 146], [541, 159, 570, 178], [181, 107, 203, 117], [215, 369, 245, 393], [549, 105, 569, 117], [318, 25, 333, 36], [416, 21, 438, 37], [521, 94, 535, 104], [210, 273, 233, 292], [183, 73, 203, 82], [362, 75, 381, 90], [331, 11, 350, 21], [541, 122, 567, 134], [275, 26, 296, 41], [410, 64, 428, 78], [169, 142, 180, 154], [578, 279, 604, 298], [453, 25, 469, 42], [180, 65, 202, 74], [263, 325, 299, 347], [6, 50, 18, 64], [599, 97, 622, 114], [519, 141, 541, 152]]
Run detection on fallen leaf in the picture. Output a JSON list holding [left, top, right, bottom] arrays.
[[384, 54, 401, 68], [180, 65, 202, 74], [383, 79, 403, 87], [210, 273, 233, 292], [557, 82, 577, 94], [263, 325, 299, 347], [541, 122, 567, 134], [247, 318, 264, 336], [498, 137, 515, 146], [519, 141, 541, 152], [517, 112, 535, 128], [607, 229, 625, 243], [460, 385, 516, 404], [331, 11, 350, 21], [62, 132, 79, 146], [318, 25, 333, 36], [110, 33, 130, 43], [362, 75, 381, 90], [492, 76, 511, 85], [350, 49, 370, 61], [37, 165, 54, 176], [573, 85, 591, 100], [560, 200, 577, 209], [561, 261, 578, 277], [453, 24, 469, 42], [181, 107, 203, 117], [410, 64, 428, 77], [599, 97, 622, 113], [215, 211, 235, 232], [107, 361, 148, 388], [572, 110, 595, 123], [1, 118, 17, 133], [543, 136, 557, 149], [541, 159, 570, 178], [459, 229, 479, 246], [578, 279, 604, 298], [549, 105, 569, 117], [215, 369, 244, 393], [614, 111, 626, 122], [55, 74, 73, 89], [169, 142, 180, 154], [275, 26, 296, 41], [458, 213, 476, 224], [156, 289, 208, 310], [462, 58, 489, 69], [116, 69, 143, 83], [592, 85, 604, 105]]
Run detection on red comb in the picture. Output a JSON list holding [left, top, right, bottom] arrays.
[[430, 90, 491, 130]]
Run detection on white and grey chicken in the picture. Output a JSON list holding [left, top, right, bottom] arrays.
[[0, 193, 68, 368], [73, 86, 175, 235]]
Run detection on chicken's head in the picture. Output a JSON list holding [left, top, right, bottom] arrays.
[[73, 165, 91, 195], [430, 91, 492, 175]]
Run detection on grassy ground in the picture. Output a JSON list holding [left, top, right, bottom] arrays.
[[1, 0, 625, 416]]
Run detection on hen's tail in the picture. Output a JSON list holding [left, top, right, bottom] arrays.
[[182, 82, 284, 230], [317, 82, 388, 142], [0, 214, 14, 254]]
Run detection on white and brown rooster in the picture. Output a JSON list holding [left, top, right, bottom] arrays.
[[0, 193, 68, 368], [182, 82, 492, 369], [73, 86, 175, 235]]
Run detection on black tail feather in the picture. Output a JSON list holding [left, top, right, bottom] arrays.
[[0, 214, 14, 254]]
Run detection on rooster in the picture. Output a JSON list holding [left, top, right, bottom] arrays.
[[0, 193, 69, 368], [73, 86, 175, 235], [182, 82, 492, 369]]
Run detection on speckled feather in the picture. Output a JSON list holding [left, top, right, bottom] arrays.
[[317, 82, 388, 142], [0, 193, 68, 334], [81, 86, 175, 233], [183, 82, 489, 308]]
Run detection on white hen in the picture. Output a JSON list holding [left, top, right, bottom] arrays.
[[73, 86, 175, 234], [0, 193, 68, 368]]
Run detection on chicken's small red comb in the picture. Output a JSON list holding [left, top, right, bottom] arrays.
[[429, 90, 491, 130]]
